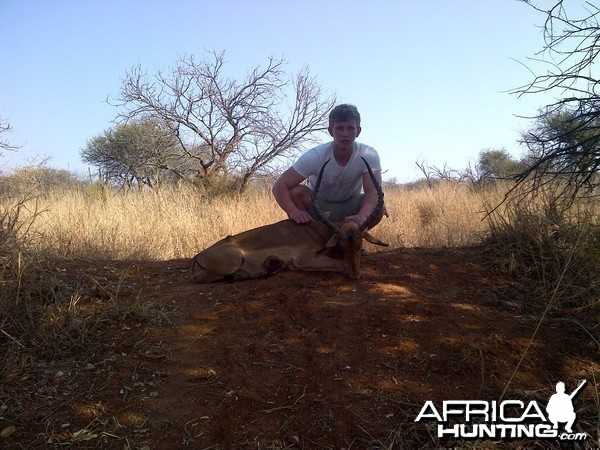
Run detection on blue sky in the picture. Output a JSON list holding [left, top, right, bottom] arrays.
[[1, 0, 555, 182]]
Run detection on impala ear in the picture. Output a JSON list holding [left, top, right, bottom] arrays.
[[317, 234, 340, 254], [362, 231, 389, 247]]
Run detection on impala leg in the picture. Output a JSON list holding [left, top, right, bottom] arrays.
[[234, 255, 289, 280], [190, 244, 245, 282], [293, 254, 347, 274]]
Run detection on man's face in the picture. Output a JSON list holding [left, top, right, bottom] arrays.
[[329, 119, 361, 150]]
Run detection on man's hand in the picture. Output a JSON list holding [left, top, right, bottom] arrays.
[[289, 210, 314, 224], [345, 213, 368, 226]]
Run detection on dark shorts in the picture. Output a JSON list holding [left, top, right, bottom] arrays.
[[309, 193, 364, 222]]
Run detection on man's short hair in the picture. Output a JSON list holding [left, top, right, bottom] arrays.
[[329, 104, 361, 128]]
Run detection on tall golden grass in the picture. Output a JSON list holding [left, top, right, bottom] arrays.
[[14, 182, 507, 260]]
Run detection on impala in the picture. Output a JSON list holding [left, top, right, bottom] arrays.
[[190, 157, 387, 282]]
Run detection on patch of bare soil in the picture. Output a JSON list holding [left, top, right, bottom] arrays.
[[1, 248, 598, 449]]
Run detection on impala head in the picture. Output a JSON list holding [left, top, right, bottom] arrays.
[[313, 157, 388, 279]]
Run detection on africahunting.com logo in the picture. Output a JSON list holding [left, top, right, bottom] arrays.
[[415, 380, 590, 442]]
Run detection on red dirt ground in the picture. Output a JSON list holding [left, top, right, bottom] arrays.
[[1, 247, 598, 449]]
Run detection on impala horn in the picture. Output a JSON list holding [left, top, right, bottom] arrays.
[[312, 159, 345, 238], [312, 157, 385, 233], [357, 156, 385, 233]]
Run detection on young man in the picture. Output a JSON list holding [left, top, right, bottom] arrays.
[[272, 104, 385, 228]]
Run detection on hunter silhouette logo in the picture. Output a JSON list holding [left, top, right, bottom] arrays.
[[546, 380, 586, 433], [415, 379, 589, 441]]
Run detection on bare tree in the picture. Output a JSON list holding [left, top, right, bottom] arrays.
[[512, 1, 600, 203], [113, 51, 335, 193], [0, 117, 20, 153], [415, 159, 462, 186]]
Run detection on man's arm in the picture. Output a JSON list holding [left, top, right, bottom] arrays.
[[272, 167, 314, 223]]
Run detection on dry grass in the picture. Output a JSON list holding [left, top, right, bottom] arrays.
[[20, 186, 286, 260], [16, 182, 505, 260], [485, 184, 600, 312], [378, 182, 497, 249], [0, 185, 176, 447]]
